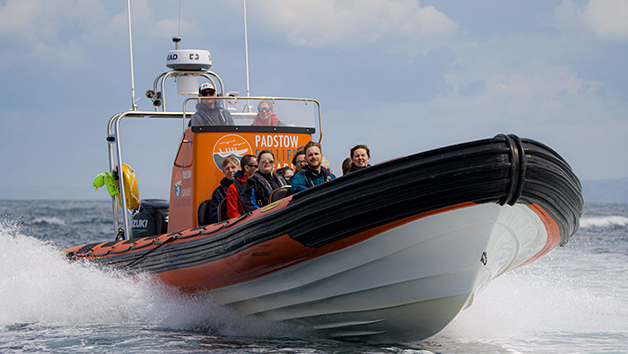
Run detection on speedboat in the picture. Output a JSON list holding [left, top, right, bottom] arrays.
[[63, 40, 583, 343]]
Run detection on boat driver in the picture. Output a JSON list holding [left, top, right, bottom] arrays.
[[190, 82, 235, 126]]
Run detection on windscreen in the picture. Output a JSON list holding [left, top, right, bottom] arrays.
[[187, 97, 319, 128]]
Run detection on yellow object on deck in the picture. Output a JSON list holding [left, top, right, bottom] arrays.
[[118, 163, 140, 210]]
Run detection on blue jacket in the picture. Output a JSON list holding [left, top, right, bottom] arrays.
[[291, 166, 336, 193]]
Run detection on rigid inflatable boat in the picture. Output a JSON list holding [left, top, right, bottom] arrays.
[[63, 42, 583, 343]]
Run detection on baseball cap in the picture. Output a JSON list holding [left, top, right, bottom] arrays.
[[199, 82, 215, 94]]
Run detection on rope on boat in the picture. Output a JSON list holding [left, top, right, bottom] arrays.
[[71, 213, 250, 262]]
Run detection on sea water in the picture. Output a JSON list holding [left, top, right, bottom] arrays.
[[1, 200, 627, 353]]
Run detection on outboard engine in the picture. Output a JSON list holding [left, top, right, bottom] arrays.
[[131, 199, 169, 238]]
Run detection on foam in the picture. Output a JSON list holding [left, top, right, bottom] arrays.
[[433, 261, 628, 341], [29, 216, 66, 226], [579, 216, 628, 228], [0, 221, 312, 339]]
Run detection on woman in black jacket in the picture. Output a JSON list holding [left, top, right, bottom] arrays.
[[242, 150, 286, 212]]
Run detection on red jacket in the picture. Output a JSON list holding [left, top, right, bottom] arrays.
[[252, 114, 284, 126], [226, 172, 247, 219]]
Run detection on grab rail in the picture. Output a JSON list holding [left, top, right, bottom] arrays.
[[105, 96, 322, 239]]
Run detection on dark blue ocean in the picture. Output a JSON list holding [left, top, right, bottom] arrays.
[[1, 200, 627, 353]]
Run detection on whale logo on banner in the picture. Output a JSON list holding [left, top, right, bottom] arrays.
[[212, 134, 253, 170]]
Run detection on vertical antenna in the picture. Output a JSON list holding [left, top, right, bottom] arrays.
[[243, 0, 251, 98], [178, 0, 182, 38], [127, 0, 137, 110]]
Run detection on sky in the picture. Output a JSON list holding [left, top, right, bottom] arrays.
[[1, 0, 627, 200]]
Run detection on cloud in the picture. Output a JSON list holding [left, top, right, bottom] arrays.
[[0, 0, 197, 70], [0, 0, 126, 68], [583, 0, 628, 40], [555, 0, 588, 35], [442, 64, 606, 129], [323, 54, 622, 180], [0, 0, 458, 68], [249, 0, 458, 50], [555, 0, 628, 41]]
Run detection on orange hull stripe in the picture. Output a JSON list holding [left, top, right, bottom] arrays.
[[155, 202, 478, 293], [517, 203, 562, 268]]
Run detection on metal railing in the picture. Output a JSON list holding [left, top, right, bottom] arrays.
[[105, 96, 321, 239]]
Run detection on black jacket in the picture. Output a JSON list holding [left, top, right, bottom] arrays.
[[190, 101, 235, 126], [242, 172, 286, 212], [208, 177, 233, 223], [347, 163, 371, 174]]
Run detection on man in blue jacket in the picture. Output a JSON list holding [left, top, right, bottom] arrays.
[[291, 141, 336, 193]]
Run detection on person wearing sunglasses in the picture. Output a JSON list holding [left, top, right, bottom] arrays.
[[251, 100, 284, 126], [226, 154, 258, 219], [292, 147, 307, 173], [190, 82, 235, 126], [242, 150, 287, 212]]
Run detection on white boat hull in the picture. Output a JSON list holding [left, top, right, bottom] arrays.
[[209, 203, 549, 342]]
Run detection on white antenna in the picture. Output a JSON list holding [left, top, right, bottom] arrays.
[[178, 0, 182, 38], [243, 0, 251, 98], [127, 0, 137, 110]]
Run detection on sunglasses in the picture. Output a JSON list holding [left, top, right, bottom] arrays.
[[260, 158, 274, 163], [247, 164, 258, 168], [258, 107, 272, 112], [201, 90, 216, 97]]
